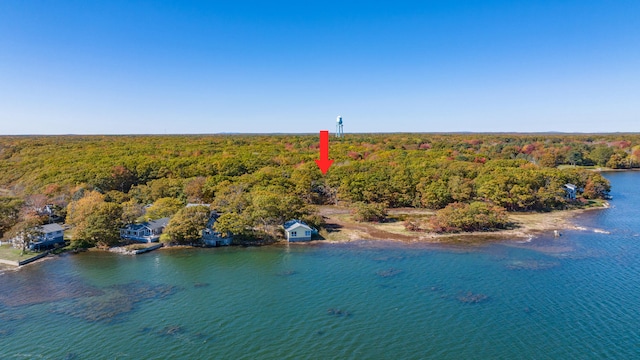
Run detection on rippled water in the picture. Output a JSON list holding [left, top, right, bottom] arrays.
[[1, 172, 640, 359]]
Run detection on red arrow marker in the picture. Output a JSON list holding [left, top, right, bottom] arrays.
[[315, 130, 334, 175]]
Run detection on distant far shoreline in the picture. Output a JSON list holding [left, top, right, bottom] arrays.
[[2, 131, 640, 137]]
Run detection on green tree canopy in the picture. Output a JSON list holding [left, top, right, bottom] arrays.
[[352, 202, 387, 222], [145, 197, 184, 220], [430, 202, 509, 233], [164, 206, 210, 244], [214, 212, 251, 236]]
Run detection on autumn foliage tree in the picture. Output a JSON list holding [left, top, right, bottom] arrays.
[[582, 173, 611, 199], [66, 191, 123, 248], [74, 202, 123, 248], [66, 191, 105, 228], [121, 199, 144, 224]]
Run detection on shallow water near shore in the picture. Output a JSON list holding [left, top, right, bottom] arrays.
[[1, 172, 640, 359]]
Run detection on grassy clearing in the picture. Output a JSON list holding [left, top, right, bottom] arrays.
[[507, 211, 576, 232], [584, 199, 608, 208], [0, 244, 39, 262], [320, 209, 427, 242], [318, 204, 607, 243], [370, 221, 416, 237]]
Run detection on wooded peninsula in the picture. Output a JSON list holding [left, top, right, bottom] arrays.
[[1, 133, 635, 250]]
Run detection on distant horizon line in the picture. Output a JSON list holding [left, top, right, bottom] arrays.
[[1, 131, 639, 137]]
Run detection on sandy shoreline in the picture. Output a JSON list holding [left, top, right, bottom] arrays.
[[0, 204, 610, 269], [318, 204, 609, 244]]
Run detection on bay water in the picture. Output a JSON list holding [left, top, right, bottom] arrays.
[[1, 172, 639, 359]]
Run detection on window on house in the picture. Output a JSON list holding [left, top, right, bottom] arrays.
[[305, 231, 311, 236], [291, 231, 297, 237]]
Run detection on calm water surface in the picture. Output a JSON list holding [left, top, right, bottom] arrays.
[[1, 172, 639, 359]]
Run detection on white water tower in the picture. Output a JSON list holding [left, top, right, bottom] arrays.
[[336, 116, 344, 138]]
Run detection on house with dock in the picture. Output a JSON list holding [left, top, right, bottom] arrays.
[[120, 218, 170, 243], [284, 220, 315, 242]]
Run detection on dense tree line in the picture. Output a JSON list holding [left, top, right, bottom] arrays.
[[0, 133, 621, 242]]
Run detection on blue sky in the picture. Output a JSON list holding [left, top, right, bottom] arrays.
[[1, 0, 638, 134]]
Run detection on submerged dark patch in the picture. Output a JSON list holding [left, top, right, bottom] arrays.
[[327, 308, 352, 317], [0, 311, 26, 322], [158, 325, 185, 336], [276, 270, 299, 276], [376, 268, 403, 278], [505, 259, 560, 270], [457, 291, 489, 304], [50, 281, 178, 323], [0, 274, 103, 307], [139, 324, 215, 344]]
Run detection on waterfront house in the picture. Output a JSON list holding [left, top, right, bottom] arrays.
[[29, 223, 65, 250], [202, 211, 232, 247], [564, 183, 577, 200], [120, 217, 170, 243], [284, 220, 314, 242]]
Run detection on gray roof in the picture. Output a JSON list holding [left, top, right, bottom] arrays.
[[39, 223, 64, 234], [284, 220, 312, 232], [124, 223, 146, 231], [564, 183, 577, 191], [123, 217, 170, 231], [147, 217, 170, 230]]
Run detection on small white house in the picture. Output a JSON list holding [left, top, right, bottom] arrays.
[[120, 217, 170, 243], [284, 220, 314, 242], [564, 183, 578, 200]]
